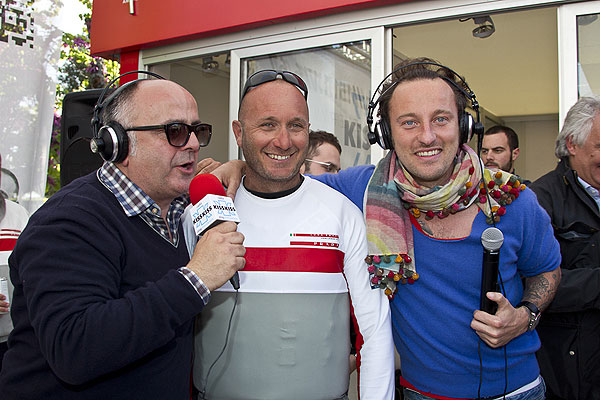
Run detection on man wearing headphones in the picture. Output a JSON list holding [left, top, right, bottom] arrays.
[[211, 58, 561, 399], [0, 77, 245, 399]]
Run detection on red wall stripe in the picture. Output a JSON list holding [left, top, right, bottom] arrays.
[[90, 0, 412, 57]]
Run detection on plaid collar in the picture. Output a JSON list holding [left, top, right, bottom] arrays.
[[97, 162, 189, 245]]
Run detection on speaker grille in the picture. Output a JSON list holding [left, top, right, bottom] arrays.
[[60, 89, 105, 187]]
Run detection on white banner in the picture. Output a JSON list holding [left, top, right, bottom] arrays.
[[0, 0, 63, 212]]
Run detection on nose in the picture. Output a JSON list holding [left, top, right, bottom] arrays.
[[273, 127, 292, 150], [183, 129, 200, 152], [417, 123, 436, 146]]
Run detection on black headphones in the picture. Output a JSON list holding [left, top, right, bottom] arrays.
[[366, 61, 484, 150], [90, 70, 165, 163]]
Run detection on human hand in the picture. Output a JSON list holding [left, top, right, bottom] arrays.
[[208, 160, 245, 199], [349, 354, 357, 374], [196, 158, 222, 175], [0, 293, 9, 313], [186, 221, 245, 291], [470, 292, 529, 348]]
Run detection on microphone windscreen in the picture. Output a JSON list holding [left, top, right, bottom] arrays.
[[481, 227, 504, 252], [189, 173, 227, 205]]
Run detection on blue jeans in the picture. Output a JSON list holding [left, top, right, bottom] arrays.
[[403, 377, 546, 400]]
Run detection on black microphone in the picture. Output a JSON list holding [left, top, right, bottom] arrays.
[[189, 174, 241, 290], [480, 227, 504, 314]]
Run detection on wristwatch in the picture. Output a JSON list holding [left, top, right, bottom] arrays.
[[517, 301, 541, 331]]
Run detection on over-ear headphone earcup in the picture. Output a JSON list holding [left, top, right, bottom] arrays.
[[93, 122, 129, 163], [367, 100, 393, 150], [378, 120, 393, 150], [459, 112, 474, 145]]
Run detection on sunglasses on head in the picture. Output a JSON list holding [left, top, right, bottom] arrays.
[[241, 70, 308, 101], [125, 122, 212, 147]]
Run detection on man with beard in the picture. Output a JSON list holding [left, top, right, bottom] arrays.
[[188, 70, 394, 400], [481, 125, 530, 184]]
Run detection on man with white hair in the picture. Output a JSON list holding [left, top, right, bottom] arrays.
[[530, 95, 600, 400]]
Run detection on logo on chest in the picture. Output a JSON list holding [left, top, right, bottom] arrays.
[[289, 233, 339, 248]]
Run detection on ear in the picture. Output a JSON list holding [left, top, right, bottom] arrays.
[[566, 136, 578, 156], [511, 147, 520, 161], [120, 150, 131, 167], [232, 120, 243, 147]]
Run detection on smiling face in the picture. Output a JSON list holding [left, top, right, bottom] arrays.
[[233, 80, 309, 193], [568, 112, 600, 191], [388, 78, 461, 188], [119, 80, 201, 211]]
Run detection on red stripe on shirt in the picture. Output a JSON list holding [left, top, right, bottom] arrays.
[[1, 229, 21, 234], [0, 238, 18, 251], [244, 247, 344, 273]]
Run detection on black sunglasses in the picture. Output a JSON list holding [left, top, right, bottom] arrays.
[[241, 70, 308, 101], [125, 122, 212, 147]]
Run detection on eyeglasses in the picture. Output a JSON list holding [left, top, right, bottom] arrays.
[[125, 122, 212, 147], [241, 70, 308, 101], [305, 159, 340, 173]]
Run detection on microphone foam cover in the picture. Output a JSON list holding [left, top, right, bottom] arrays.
[[189, 173, 227, 205]]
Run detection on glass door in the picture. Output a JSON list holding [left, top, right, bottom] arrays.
[[558, 1, 600, 125]]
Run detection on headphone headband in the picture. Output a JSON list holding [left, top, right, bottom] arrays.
[[369, 62, 478, 110], [90, 70, 166, 162]]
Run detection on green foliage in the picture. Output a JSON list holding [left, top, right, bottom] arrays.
[[46, 113, 61, 197], [46, 0, 120, 197]]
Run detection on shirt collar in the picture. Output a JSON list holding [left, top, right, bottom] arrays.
[[577, 176, 600, 209], [97, 162, 188, 217]]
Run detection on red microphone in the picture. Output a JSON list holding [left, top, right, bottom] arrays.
[[189, 174, 240, 290], [190, 173, 228, 204]]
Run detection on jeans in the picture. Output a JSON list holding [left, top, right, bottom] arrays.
[[403, 377, 546, 400]]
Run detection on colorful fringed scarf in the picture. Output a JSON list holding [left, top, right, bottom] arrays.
[[364, 145, 526, 298]]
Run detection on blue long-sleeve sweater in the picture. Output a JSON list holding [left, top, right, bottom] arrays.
[[0, 172, 205, 399]]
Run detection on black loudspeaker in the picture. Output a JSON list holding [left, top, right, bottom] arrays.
[[60, 89, 105, 187], [366, 61, 485, 150]]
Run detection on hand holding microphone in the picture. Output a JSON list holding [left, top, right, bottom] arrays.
[[186, 174, 245, 291]]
